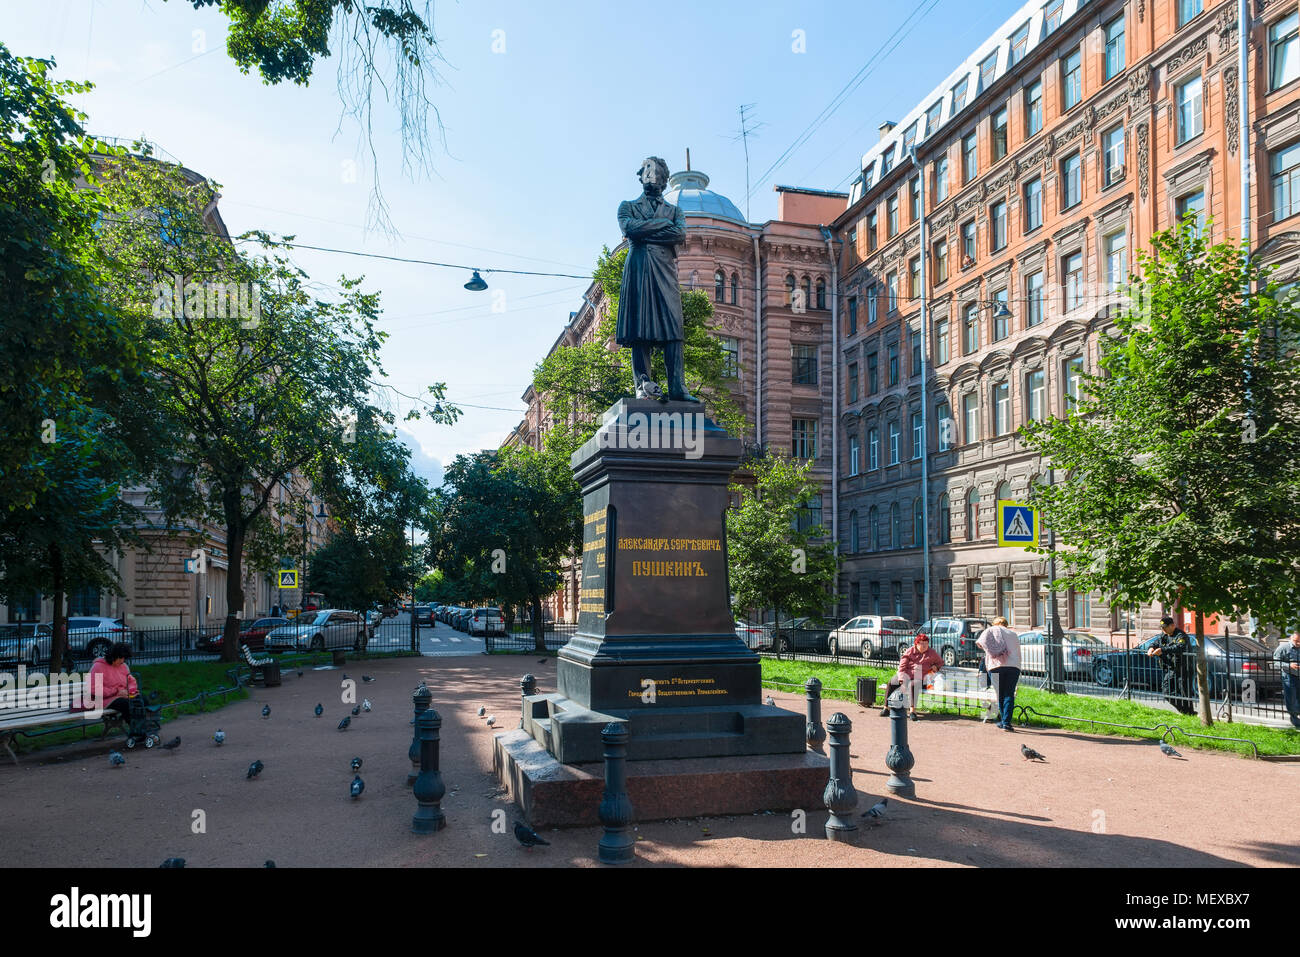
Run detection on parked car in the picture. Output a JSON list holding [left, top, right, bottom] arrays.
[[735, 620, 766, 648], [197, 617, 291, 654], [39, 616, 133, 662], [413, 605, 434, 626], [1092, 633, 1281, 699], [0, 623, 53, 667], [915, 617, 991, 667], [452, 607, 473, 631], [827, 615, 913, 659], [264, 610, 369, 653], [1017, 630, 1107, 678], [758, 617, 831, 654], [468, 607, 505, 636]]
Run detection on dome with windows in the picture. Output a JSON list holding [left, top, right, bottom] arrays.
[[664, 169, 747, 225]]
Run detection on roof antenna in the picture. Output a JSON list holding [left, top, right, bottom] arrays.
[[686, 148, 691, 171]]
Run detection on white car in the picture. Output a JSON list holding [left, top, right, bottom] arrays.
[[1017, 630, 1107, 677], [0, 623, 53, 667], [735, 620, 766, 648], [827, 616, 913, 658], [264, 610, 368, 652], [467, 607, 505, 636]]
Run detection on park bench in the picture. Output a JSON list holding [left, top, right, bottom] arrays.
[[0, 682, 123, 765], [241, 644, 282, 687]]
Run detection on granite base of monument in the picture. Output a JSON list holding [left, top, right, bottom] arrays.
[[494, 729, 829, 828]]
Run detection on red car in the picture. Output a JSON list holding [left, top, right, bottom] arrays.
[[198, 617, 291, 654]]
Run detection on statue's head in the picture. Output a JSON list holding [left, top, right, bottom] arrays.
[[638, 156, 670, 193]]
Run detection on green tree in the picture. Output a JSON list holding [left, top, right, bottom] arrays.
[[726, 452, 837, 657], [1022, 224, 1300, 725]]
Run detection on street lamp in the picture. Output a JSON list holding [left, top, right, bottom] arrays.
[[464, 270, 488, 292]]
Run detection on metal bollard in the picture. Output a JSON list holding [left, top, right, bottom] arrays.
[[408, 683, 431, 786], [597, 722, 635, 865], [411, 707, 446, 834], [823, 712, 859, 840], [884, 690, 916, 795], [805, 677, 826, 753], [520, 673, 536, 730]]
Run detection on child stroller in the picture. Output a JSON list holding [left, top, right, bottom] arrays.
[[122, 692, 162, 749]]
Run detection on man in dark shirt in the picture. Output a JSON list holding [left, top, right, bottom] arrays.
[[1147, 614, 1195, 715], [1273, 630, 1300, 729]]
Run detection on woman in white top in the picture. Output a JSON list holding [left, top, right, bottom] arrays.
[[975, 616, 1022, 731]]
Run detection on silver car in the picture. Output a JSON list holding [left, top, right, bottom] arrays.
[[467, 607, 505, 636], [264, 609, 368, 652], [827, 616, 913, 658], [0, 623, 53, 667]]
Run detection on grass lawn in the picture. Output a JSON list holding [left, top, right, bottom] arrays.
[[760, 658, 1300, 758]]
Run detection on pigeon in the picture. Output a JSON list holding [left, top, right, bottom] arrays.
[[1159, 741, 1183, 758], [362, 698, 372, 712], [514, 821, 550, 849], [477, 707, 486, 717], [314, 703, 323, 717], [109, 750, 126, 767], [160, 858, 185, 868], [486, 715, 496, 727], [261, 705, 271, 719], [342, 674, 351, 682], [351, 756, 363, 772], [861, 797, 889, 820], [161, 736, 181, 751], [213, 729, 225, 746], [350, 774, 365, 799], [264, 860, 276, 868], [765, 695, 776, 706], [362, 675, 375, 683], [351, 705, 361, 716], [538, 658, 547, 664], [247, 759, 264, 779], [338, 716, 351, 731], [1020, 744, 1047, 762]]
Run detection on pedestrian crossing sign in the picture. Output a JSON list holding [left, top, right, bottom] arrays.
[[277, 570, 298, 588], [996, 500, 1038, 547]]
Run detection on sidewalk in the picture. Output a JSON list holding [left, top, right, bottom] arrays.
[[1, 653, 1295, 867]]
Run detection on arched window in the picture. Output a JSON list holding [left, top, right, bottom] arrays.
[[938, 493, 951, 544], [966, 487, 980, 541], [731, 272, 739, 305], [913, 497, 923, 546], [890, 503, 901, 548], [850, 510, 860, 553], [689, 270, 698, 291], [714, 269, 726, 302], [785, 273, 797, 306], [868, 506, 879, 551], [996, 481, 1012, 504], [816, 277, 827, 310], [802, 276, 813, 307]]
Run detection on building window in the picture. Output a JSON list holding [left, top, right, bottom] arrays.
[[993, 381, 1010, 435], [1178, 0, 1202, 28], [721, 336, 739, 378], [1071, 590, 1092, 628], [1105, 230, 1128, 291], [1026, 269, 1044, 326], [887, 271, 899, 312], [936, 319, 950, 365], [910, 176, 921, 221], [850, 510, 860, 551], [937, 400, 953, 451], [1272, 142, 1300, 222], [848, 296, 858, 335], [714, 269, 725, 302], [911, 326, 922, 376], [1033, 577, 1048, 626], [991, 200, 1008, 251], [9, 592, 41, 622], [962, 302, 979, 354], [911, 411, 923, 459], [941, 579, 953, 614], [1026, 369, 1045, 422], [802, 276, 812, 309], [69, 586, 100, 616], [868, 284, 878, 323], [926, 100, 944, 136], [962, 131, 977, 183], [1009, 21, 1030, 67], [1271, 12, 1299, 90], [952, 76, 969, 113], [1176, 75, 1203, 145], [880, 145, 895, 175], [1061, 152, 1082, 209], [1044, 0, 1063, 33], [797, 494, 824, 534], [1062, 49, 1082, 110], [871, 580, 881, 610], [785, 273, 797, 306], [887, 194, 899, 237], [848, 362, 860, 403], [868, 428, 879, 470], [909, 256, 921, 303], [893, 582, 904, 616], [992, 289, 1008, 340], [816, 277, 826, 310], [890, 504, 901, 547], [962, 220, 976, 264], [934, 155, 949, 202], [1176, 189, 1206, 236], [980, 51, 998, 91], [792, 343, 818, 385], [962, 391, 979, 443], [888, 343, 899, 386], [868, 210, 878, 251], [888, 421, 900, 465], [1024, 175, 1043, 231], [1063, 251, 1083, 311], [992, 106, 1008, 161], [731, 272, 739, 305], [966, 488, 981, 541], [938, 493, 951, 542], [902, 122, 918, 157], [849, 432, 860, 477], [1025, 78, 1043, 136], [792, 418, 818, 459], [998, 578, 1014, 624], [934, 238, 948, 283], [1064, 355, 1084, 412], [1102, 124, 1125, 186], [1104, 15, 1125, 81]]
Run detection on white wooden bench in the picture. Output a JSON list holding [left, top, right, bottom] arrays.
[[241, 644, 282, 687], [0, 683, 123, 765]]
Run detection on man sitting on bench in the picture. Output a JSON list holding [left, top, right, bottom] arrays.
[[84, 643, 138, 719]]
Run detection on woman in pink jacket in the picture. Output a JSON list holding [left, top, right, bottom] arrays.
[[976, 616, 1022, 731], [84, 642, 139, 718], [880, 633, 945, 721]]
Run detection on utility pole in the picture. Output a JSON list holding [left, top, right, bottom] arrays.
[[1045, 466, 1066, 693]]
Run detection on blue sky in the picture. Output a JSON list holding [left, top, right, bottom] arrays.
[[5, 0, 1028, 488]]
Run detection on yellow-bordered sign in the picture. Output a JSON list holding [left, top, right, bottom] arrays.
[[996, 500, 1038, 547], [277, 569, 298, 588]]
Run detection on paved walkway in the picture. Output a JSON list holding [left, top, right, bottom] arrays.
[[2, 653, 1296, 867]]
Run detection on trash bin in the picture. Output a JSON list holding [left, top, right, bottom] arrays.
[[856, 676, 877, 707], [332, 649, 346, 667], [262, 662, 282, 688]]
